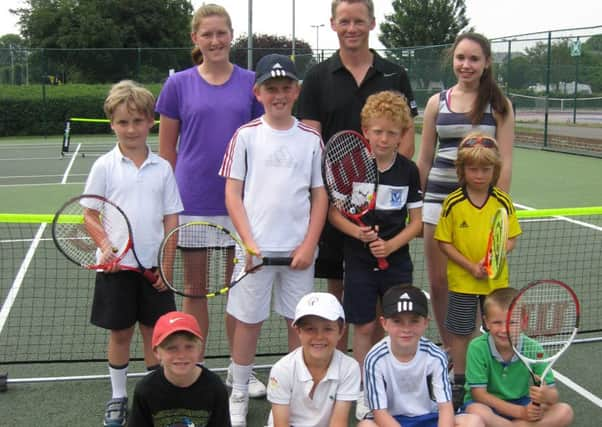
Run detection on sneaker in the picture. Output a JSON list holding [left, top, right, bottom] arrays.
[[355, 389, 370, 421], [451, 382, 465, 412], [103, 397, 128, 426], [226, 364, 267, 398], [229, 390, 249, 427]]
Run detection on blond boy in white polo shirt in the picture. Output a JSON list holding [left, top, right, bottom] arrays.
[[266, 292, 360, 427]]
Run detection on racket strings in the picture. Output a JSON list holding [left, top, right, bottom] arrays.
[[54, 199, 129, 268], [160, 223, 240, 297], [515, 285, 577, 359], [324, 135, 377, 214]]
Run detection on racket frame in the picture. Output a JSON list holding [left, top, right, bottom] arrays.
[[322, 130, 388, 270], [158, 221, 291, 299], [484, 207, 509, 279], [506, 279, 580, 387], [52, 194, 156, 283]]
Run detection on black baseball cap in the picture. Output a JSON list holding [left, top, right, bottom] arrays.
[[382, 285, 429, 318], [255, 54, 299, 85]]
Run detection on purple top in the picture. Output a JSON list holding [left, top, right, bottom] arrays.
[[156, 65, 263, 215]]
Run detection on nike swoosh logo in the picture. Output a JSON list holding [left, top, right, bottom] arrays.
[[383, 72, 397, 77], [169, 317, 184, 324]]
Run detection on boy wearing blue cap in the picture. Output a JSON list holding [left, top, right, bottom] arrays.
[[219, 54, 329, 427]]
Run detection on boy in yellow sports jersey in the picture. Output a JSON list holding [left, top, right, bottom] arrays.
[[434, 134, 521, 409]]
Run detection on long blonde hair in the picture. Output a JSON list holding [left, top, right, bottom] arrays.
[[190, 4, 233, 65]]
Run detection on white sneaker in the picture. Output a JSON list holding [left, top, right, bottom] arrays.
[[226, 364, 267, 398], [355, 389, 370, 421], [229, 390, 249, 427]]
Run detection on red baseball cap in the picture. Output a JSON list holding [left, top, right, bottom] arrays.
[[152, 311, 203, 348]]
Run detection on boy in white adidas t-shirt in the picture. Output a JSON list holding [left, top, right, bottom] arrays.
[[219, 54, 329, 427], [359, 285, 483, 427]]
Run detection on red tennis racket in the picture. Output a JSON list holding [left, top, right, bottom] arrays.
[[52, 194, 157, 283], [322, 130, 388, 270], [506, 280, 579, 403]]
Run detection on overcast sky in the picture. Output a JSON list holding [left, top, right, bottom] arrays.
[[1, 0, 601, 50]]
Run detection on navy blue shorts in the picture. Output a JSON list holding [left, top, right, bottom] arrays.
[[314, 223, 344, 280], [343, 257, 412, 324], [91, 270, 175, 330], [464, 396, 530, 420]]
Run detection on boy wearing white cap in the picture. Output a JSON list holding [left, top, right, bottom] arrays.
[[266, 292, 361, 427], [129, 311, 230, 427], [359, 286, 483, 427]]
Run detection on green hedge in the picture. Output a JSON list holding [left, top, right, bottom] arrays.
[[0, 84, 163, 136]]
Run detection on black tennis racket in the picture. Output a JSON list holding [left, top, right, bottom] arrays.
[[506, 280, 579, 401], [52, 194, 157, 283], [158, 221, 292, 298], [322, 130, 388, 270]]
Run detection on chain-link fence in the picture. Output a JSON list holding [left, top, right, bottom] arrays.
[[1, 26, 601, 155]]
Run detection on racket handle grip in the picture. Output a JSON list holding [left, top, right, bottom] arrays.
[[262, 257, 293, 266], [377, 257, 389, 270]]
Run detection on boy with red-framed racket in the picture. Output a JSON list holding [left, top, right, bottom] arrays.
[[83, 80, 183, 427], [327, 91, 422, 417], [463, 287, 574, 426], [434, 134, 521, 409]]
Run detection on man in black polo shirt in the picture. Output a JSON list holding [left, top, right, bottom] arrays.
[[297, 0, 418, 344]]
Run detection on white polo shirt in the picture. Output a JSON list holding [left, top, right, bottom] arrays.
[[84, 144, 183, 268], [267, 347, 360, 427]]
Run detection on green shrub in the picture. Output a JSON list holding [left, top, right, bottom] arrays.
[[0, 83, 163, 136]]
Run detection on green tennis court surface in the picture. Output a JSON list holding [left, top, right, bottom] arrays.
[[1, 135, 601, 425]]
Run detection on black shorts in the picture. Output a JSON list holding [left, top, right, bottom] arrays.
[[343, 257, 413, 324], [445, 291, 486, 335], [314, 223, 344, 280], [91, 270, 176, 330]]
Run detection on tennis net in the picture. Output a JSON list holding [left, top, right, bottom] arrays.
[[1, 207, 601, 367]]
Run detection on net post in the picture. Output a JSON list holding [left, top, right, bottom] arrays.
[[61, 119, 71, 155], [0, 372, 7, 392]]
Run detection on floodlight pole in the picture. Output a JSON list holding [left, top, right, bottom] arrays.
[[291, 0, 296, 60], [247, 0, 253, 69], [311, 24, 325, 60]]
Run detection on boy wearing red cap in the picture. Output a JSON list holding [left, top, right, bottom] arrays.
[[129, 311, 231, 427]]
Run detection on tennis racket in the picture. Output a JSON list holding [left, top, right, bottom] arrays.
[[158, 221, 292, 298], [483, 207, 509, 279], [51, 194, 157, 283], [506, 280, 580, 400], [322, 130, 388, 270]]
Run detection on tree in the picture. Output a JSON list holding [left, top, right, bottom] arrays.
[[231, 34, 314, 78], [12, 0, 193, 83], [379, 0, 472, 89]]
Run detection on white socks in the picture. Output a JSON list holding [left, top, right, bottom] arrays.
[[231, 361, 252, 395]]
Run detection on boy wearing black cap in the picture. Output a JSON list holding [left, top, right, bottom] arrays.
[[359, 286, 483, 427], [219, 54, 328, 427], [129, 311, 230, 427]]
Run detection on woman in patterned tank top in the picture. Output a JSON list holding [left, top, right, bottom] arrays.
[[416, 32, 514, 355]]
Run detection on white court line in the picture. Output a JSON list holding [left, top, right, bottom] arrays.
[[61, 143, 81, 184], [0, 182, 84, 188], [0, 157, 64, 161], [515, 202, 602, 232], [0, 223, 47, 334], [0, 174, 87, 179], [553, 369, 602, 407]]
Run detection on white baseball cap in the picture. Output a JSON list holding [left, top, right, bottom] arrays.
[[293, 292, 345, 326]]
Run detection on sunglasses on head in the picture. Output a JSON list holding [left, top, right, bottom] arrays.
[[460, 136, 496, 149]]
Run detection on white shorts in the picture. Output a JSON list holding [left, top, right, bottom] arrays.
[[226, 250, 316, 324], [179, 215, 236, 248], [422, 202, 443, 225]]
